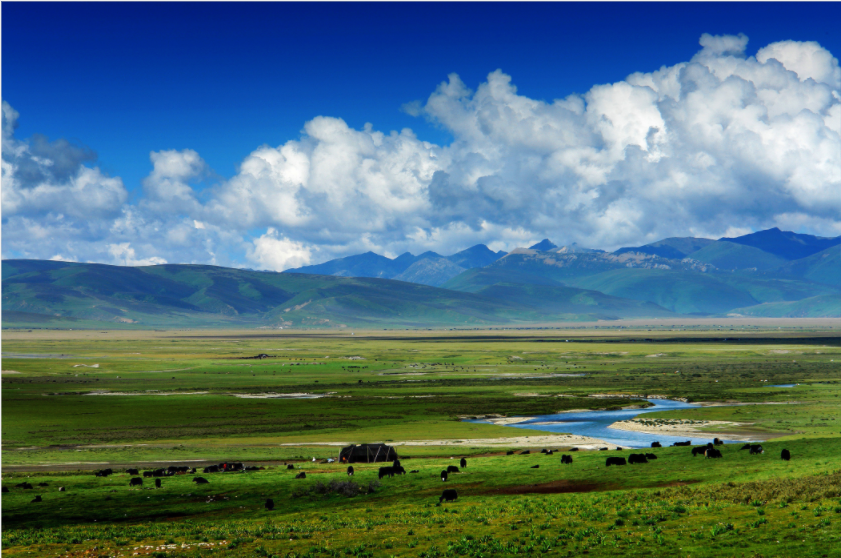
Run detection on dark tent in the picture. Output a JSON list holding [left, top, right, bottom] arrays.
[[339, 444, 398, 464]]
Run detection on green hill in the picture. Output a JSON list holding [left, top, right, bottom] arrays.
[[444, 252, 837, 316], [729, 294, 841, 318], [689, 241, 788, 271], [441, 267, 565, 293], [473, 283, 676, 319], [768, 246, 841, 288], [2, 260, 536, 328], [563, 268, 759, 314], [1, 259, 675, 329]]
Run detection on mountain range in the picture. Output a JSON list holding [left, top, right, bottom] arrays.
[[3, 228, 839, 328]]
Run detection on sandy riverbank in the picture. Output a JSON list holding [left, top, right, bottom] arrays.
[[608, 419, 764, 442], [280, 433, 618, 450]]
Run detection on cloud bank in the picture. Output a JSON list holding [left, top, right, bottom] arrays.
[[3, 34, 839, 270]]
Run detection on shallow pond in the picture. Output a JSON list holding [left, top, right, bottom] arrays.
[[473, 399, 746, 448]]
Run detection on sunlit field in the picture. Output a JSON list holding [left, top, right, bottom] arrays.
[[3, 323, 840, 557]]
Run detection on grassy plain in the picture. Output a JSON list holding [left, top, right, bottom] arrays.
[[2, 323, 841, 557]]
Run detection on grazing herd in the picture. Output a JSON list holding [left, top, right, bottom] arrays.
[[5, 440, 794, 507]]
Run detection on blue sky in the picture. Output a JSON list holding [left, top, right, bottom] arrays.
[[3, 2, 841, 268]]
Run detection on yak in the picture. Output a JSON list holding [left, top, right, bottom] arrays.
[[561, 455, 573, 465], [692, 447, 707, 457], [705, 448, 723, 459], [781, 449, 791, 461], [651, 442, 662, 448], [347, 466, 354, 476], [441, 470, 448, 482], [460, 458, 467, 468], [295, 472, 306, 479], [628, 453, 648, 464], [31, 495, 42, 503], [265, 498, 275, 511], [193, 477, 209, 484], [446, 465, 460, 474], [129, 478, 143, 487], [749, 445, 764, 455], [713, 438, 723, 446], [155, 479, 162, 488], [645, 453, 658, 460], [126, 468, 139, 476], [606, 457, 627, 466], [672, 441, 691, 447], [287, 464, 295, 470], [378, 467, 395, 479], [438, 489, 458, 505], [530, 465, 540, 469]]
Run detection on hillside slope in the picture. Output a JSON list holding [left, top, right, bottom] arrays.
[[2, 260, 674, 328]]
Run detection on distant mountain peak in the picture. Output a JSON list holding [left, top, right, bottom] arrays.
[[529, 239, 558, 251]]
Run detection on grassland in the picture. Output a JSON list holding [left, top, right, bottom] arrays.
[[2, 323, 841, 556]]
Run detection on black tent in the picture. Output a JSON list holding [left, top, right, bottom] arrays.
[[339, 443, 398, 464]]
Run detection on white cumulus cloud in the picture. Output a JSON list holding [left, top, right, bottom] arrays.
[[247, 228, 314, 271], [2, 33, 840, 268]]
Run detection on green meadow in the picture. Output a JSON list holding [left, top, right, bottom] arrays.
[[2, 324, 841, 556]]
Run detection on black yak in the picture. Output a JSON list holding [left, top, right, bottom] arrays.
[[441, 470, 448, 482], [265, 498, 275, 511], [378, 467, 395, 479], [628, 453, 648, 464], [781, 449, 791, 461], [438, 489, 458, 505], [295, 472, 306, 479], [129, 478, 143, 487], [347, 466, 354, 476], [193, 477, 209, 484], [651, 441, 662, 448], [460, 458, 467, 468], [446, 465, 460, 474], [606, 457, 627, 466], [561, 455, 573, 464]]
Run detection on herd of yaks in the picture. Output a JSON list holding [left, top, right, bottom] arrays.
[[3, 442, 792, 507]]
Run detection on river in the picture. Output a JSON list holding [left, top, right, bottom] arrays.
[[471, 399, 746, 448]]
